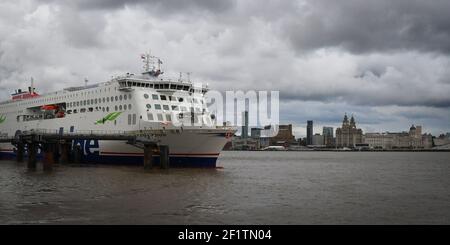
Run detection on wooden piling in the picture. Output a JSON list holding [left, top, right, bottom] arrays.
[[159, 145, 169, 169], [16, 142, 24, 162], [43, 143, 54, 171], [52, 143, 60, 164], [73, 144, 83, 163], [143, 144, 153, 170], [60, 142, 71, 164], [27, 142, 38, 169]]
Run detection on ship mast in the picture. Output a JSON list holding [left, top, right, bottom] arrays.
[[141, 51, 163, 77]]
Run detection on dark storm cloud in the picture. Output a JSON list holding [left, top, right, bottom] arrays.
[[40, 0, 234, 13], [1, 0, 450, 134], [280, 89, 450, 108], [284, 0, 450, 54]]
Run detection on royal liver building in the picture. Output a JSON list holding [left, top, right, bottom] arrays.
[[336, 114, 363, 148]]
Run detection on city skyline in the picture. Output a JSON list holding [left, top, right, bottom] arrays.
[[1, 0, 449, 136]]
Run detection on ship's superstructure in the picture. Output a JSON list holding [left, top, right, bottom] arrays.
[[0, 54, 234, 167]]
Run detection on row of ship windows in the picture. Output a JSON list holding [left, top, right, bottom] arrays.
[[6, 86, 118, 108], [66, 94, 132, 108], [145, 113, 209, 124], [66, 104, 132, 114], [146, 104, 204, 113], [120, 81, 204, 94], [144, 93, 203, 104]]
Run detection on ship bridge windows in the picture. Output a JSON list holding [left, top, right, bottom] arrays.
[[160, 95, 167, 100]]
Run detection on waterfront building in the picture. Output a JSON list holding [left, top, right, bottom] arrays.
[[231, 138, 259, 150], [241, 111, 249, 139], [251, 127, 262, 138], [312, 133, 324, 146], [422, 134, 433, 149], [364, 133, 395, 149], [269, 124, 296, 146], [322, 127, 334, 147], [335, 114, 363, 148], [259, 137, 271, 149], [363, 125, 432, 149], [433, 133, 450, 147], [306, 120, 313, 145]]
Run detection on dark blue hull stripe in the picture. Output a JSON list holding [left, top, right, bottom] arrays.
[[0, 152, 218, 168]]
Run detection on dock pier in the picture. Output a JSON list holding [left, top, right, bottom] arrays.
[[0, 129, 169, 171]]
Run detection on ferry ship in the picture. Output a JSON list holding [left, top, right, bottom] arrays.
[[0, 54, 235, 167]]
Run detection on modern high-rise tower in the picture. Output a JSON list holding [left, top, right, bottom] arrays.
[[306, 120, 313, 145]]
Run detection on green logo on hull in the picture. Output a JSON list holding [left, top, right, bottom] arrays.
[[95, 112, 122, 124], [0, 115, 6, 124]]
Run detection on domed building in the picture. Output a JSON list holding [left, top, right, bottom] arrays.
[[336, 114, 363, 148]]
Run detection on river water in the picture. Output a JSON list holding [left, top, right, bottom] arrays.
[[0, 151, 449, 224]]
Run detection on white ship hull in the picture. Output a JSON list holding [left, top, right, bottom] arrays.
[[1, 129, 230, 167], [0, 59, 235, 167]]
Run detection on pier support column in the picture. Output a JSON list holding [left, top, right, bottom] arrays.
[[159, 145, 169, 169], [27, 142, 38, 170], [60, 142, 71, 164], [73, 145, 83, 163], [16, 142, 24, 162], [143, 144, 153, 170], [53, 143, 60, 164], [43, 143, 55, 171]]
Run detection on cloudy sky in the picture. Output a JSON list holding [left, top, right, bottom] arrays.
[[1, 0, 449, 137]]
